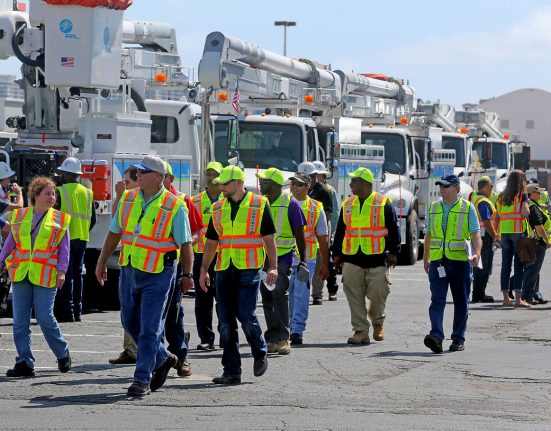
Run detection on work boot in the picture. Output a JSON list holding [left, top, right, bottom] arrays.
[[277, 340, 291, 355], [290, 333, 303, 345], [150, 353, 177, 391], [175, 359, 192, 377], [6, 362, 35, 378], [57, 354, 72, 373], [267, 343, 278, 354], [347, 330, 370, 345], [424, 334, 443, 353], [253, 355, 268, 377], [212, 374, 241, 385], [373, 324, 385, 341], [127, 381, 151, 397], [109, 349, 136, 365], [196, 342, 215, 351]]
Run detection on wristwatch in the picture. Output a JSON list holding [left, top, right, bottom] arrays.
[[183, 272, 193, 279]]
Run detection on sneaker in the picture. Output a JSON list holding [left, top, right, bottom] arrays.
[[449, 341, 465, 352], [109, 349, 136, 365], [176, 359, 192, 377], [328, 294, 337, 301], [253, 355, 268, 377], [196, 342, 215, 351], [312, 298, 323, 305], [57, 354, 72, 373], [127, 381, 151, 397], [150, 353, 177, 391], [347, 330, 370, 345], [267, 343, 278, 354], [277, 340, 291, 355], [212, 374, 241, 385], [423, 334, 443, 353], [373, 324, 385, 341], [290, 333, 303, 345], [6, 362, 35, 378]]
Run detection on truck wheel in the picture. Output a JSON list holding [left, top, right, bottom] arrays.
[[399, 209, 419, 265]]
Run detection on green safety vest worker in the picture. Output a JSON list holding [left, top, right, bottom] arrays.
[[428, 199, 472, 261], [496, 195, 526, 234], [191, 191, 220, 254], [118, 188, 180, 273], [270, 191, 296, 256], [5, 207, 70, 287], [57, 183, 93, 241], [342, 192, 389, 255], [211, 192, 268, 271], [472, 194, 496, 237], [528, 200, 551, 237], [537, 190, 550, 216], [301, 196, 322, 261]]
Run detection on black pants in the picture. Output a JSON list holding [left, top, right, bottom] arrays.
[[193, 253, 218, 345], [472, 234, 494, 300], [326, 249, 338, 295]]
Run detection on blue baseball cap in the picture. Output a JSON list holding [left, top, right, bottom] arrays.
[[435, 174, 460, 186]]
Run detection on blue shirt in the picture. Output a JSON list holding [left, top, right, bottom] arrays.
[[109, 188, 191, 247], [427, 198, 480, 236], [477, 201, 492, 222]]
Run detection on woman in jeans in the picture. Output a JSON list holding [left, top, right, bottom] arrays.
[[495, 170, 531, 307], [0, 177, 72, 377], [522, 184, 551, 304]]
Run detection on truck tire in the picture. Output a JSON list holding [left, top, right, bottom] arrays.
[[399, 209, 419, 265]]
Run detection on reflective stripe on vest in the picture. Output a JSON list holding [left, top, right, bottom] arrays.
[[192, 191, 220, 253], [211, 192, 267, 271], [271, 192, 296, 256], [58, 183, 93, 241], [473, 194, 496, 237], [497, 195, 525, 234], [429, 199, 471, 261], [118, 188, 179, 273], [302, 196, 322, 261], [342, 192, 388, 256], [5, 207, 70, 287]]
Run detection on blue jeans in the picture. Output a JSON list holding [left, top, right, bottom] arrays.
[[215, 266, 267, 376], [428, 260, 471, 344], [54, 239, 87, 320], [522, 243, 547, 302], [500, 233, 524, 292], [289, 259, 316, 336], [12, 279, 69, 368], [119, 262, 175, 384]]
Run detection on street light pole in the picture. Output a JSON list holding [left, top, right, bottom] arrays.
[[274, 21, 296, 57]]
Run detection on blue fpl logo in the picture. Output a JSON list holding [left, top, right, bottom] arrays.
[[59, 19, 78, 39], [103, 27, 112, 53]]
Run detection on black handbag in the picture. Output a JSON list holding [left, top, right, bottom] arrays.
[[515, 236, 538, 265]]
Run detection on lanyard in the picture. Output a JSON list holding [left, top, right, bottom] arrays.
[[30, 211, 48, 236]]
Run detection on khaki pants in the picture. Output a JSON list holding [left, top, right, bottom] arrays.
[[342, 263, 390, 332], [123, 330, 137, 358], [311, 250, 324, 300]]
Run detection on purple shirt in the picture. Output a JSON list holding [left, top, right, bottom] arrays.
[[278, 196, 307, 266], [0, 210, 70, 273]]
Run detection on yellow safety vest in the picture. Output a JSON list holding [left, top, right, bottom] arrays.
[[118, 188, 180, 273], [496, 195, 526, 234], [429, 199, 472, 261], [191, 191, 219, 253], [528, 200, 551, 237], [301, 196, 322, 261], [538, 191, 549, 216], [342, 192, 388, 255], [472, 194, 496, 237], [270, 192, 296, 256], [58, 183, 93, 241], [211, 192, 267, 271], [6, 207, 70, 288]]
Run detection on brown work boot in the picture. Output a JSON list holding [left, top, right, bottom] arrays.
[[373, 324, 385, 341], [109, 349, 136, 365], [175, 359, 192, 377], [277, 340, 291, 355], [267, 343, 279, 354], [347, 330, 370, 345]]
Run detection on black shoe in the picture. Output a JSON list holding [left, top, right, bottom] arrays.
[[537, 298, 549, 305], [56, 316, 75, 323], [109, 349, 137, 365], [175, 359, 192, 377], [212, 374, 241, 385], [150, 353, 177, 391], [312, 298, 323, 305], [57, 354, 72, 373], [423, 334, 443, 354], [197, 342, 215, 351], [127, 381, 151, 397], [290, 333, 303, 345], [74, 315, 82, 322], [6, 362, 35, 377], [253, 355, 268, 377], [449, 341, 465, 352]]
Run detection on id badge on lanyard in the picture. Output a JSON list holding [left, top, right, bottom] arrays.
[[437, 265, 446, 278]]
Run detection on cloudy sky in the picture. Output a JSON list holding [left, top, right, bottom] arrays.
[[3, 0, 551, 107]]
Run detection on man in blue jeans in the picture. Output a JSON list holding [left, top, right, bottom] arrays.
[[423, 174, 482, 353], [96, 155, 193, 396]]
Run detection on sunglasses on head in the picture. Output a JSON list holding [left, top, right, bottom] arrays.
[[137, 168, 154, 174]]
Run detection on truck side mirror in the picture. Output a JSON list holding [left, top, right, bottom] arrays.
[[426, 138, 433, 175], [325, 131, 337, 179]]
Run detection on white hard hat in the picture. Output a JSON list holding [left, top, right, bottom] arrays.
[[0, 161, 15, 180], [312, 160, 329, 175], [58, 157, 83, 175], [297, 161, 318, 175]]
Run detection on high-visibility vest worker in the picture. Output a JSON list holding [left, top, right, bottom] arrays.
[[57, 183, 93, 241], [270, 191, 296, 256], [191, 191, 220, 253], [118, 187, 180, 273], [538, 190, 550, 216], [342, 192, 389, 255], [211, 193, 268, 271], [472, 194, 496, 237], [301, 196, 322, 260], [5, 207, 70, 288], [496, 195, 526, 234], [528, 200, 551, 237], [429, 199, 472, 261]]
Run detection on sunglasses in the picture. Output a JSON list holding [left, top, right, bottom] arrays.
[[291, 181, 308, 187], [439, 184, 452, 189], [137, 168, 155, 174]]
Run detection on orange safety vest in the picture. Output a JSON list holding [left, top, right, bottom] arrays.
[[496, 194, 526, 234], [302, 196, 322, 261], [5, 207, 70, 288]]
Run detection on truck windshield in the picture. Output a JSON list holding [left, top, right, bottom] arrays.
[[472, 141, 508, 169], [442, 137, 465, 168], [361, 132, 406, 174]]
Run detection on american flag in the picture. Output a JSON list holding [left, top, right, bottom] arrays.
[[61, 57, 75, 67], [232, 79, 240, 113]]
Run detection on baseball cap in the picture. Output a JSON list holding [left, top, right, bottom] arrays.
[[206, 161, 223, 173], [213, 165, 245, 184], [133, 155, 166, 175], [348, 167, 374, 184], [256, 167, 284, 186], [435, 174, 460, 186], [289, 172, 311, 186], [297, 162, 318, 175], [527, 184, 545, 194], [163, 160, 173, 176], [312, 160, 329, 175], [480, 175, 491, 181]]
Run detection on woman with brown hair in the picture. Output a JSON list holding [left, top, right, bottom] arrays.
[[495, 170, 531, 307], [0, 176, 72, 377]]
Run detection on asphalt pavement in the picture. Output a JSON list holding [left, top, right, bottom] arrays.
[[1, 253, 550, 430]]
